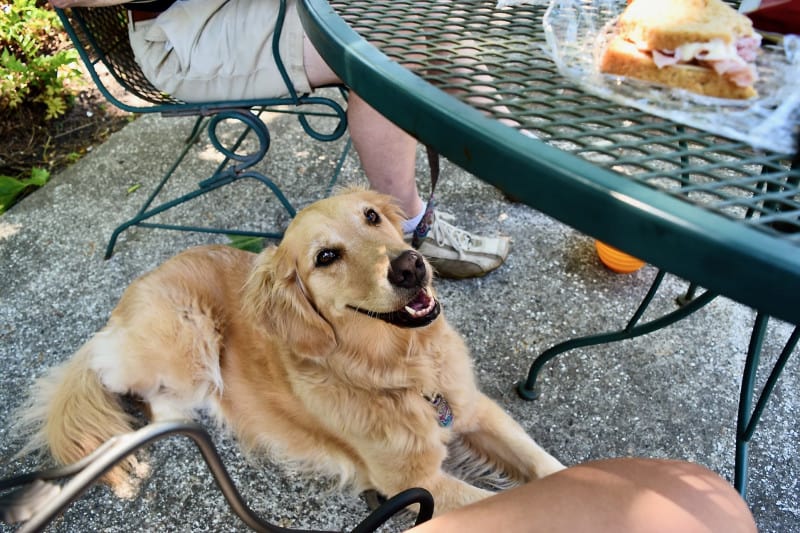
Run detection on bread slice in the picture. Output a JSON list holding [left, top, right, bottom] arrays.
[[599, 35, 757, 99], [618, 0, 756, 50]]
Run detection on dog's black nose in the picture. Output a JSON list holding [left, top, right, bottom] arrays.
[[388, 250, 427, 289]]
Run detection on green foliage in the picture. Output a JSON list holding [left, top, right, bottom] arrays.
[[0, 0, 81, 119], [0, 167, 49, 214], [227, 235, 266, 253]]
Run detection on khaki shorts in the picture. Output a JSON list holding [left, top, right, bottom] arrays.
[[128, 0, 311, 102]]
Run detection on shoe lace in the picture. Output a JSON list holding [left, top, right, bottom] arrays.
[[430, 212, 476, 259]]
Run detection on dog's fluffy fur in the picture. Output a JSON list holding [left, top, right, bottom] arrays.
[[16, 189, 563, 514]]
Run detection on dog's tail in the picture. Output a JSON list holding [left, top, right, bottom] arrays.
[[14, 339, 144, 494]]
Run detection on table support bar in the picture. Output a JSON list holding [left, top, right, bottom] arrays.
[[516, 270, 716, 400], [516, 270, 799, 499]]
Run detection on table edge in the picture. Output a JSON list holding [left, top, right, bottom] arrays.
[[298, 0, 800, 325]]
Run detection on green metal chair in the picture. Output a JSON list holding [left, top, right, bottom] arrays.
[[56, 2, 351, 258]]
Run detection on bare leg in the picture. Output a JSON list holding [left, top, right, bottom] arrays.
[[345, 94, 423, 218], [406, 458, 757, 533], [302, 35, 510, 278], [303, 36, 423, 219]]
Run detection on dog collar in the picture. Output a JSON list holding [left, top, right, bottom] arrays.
[[424, 393, 453, 428]]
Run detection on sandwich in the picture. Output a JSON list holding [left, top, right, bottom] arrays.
[[598, 0, 762, 99]]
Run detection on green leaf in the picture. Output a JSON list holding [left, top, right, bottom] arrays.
[[0, 176, 28, 214], [226, 235, 265, 253], [1, 53, 26, 72], [0, 169, 50, 214], [29, 167, 50, 186], [0, 176, 28, 197]]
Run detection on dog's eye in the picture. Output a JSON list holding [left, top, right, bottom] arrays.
[[315, 248, 340, 267], [364, 208, 381, 225]]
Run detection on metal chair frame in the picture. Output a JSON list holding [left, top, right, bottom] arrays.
[[56, 2, 351, 258], [0, 421, 434, 532]]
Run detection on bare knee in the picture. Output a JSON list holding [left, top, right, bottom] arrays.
[[565, 458, 757, 533], [407, 458, 756, 533]]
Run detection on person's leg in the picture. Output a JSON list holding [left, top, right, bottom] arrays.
[[303, 36, 422, 218], [303, 36, 510, 278], [406, 458, 756, 533], [346, 94, 424, 220]]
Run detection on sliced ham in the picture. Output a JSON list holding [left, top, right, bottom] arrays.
[[737, 35, 762, 62], [633, 35, 762, 88], [652, 49, 679, 68]]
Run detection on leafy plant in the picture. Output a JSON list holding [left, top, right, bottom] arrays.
[[0, 167, 50, 214], [0, 0, 81, 119]]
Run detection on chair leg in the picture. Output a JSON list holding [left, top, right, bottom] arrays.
[[735, 317, 799, 497], [105, 116, 207, 258], [516, 271, 716, 399], [104, 109, 349, 259]]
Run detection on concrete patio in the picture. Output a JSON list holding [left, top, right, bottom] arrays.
[[0, 104, 797, 532]]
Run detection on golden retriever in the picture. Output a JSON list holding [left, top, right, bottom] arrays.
[[17, 188, 563, 515]]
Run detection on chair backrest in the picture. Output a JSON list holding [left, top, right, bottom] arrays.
[[57, 5, 184, 111]]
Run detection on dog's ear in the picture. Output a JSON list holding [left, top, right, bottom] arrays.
[[243, 246, 337, 358]]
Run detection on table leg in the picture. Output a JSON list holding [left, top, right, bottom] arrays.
[[736, 315, 799, 497], [516, 273, 798, 498], [516, 270, 716, 400]]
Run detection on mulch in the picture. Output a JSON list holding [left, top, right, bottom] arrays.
[[1, 84, 131, 181]]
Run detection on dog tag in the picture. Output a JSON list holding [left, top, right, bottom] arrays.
[[428, 393, 453, 428]]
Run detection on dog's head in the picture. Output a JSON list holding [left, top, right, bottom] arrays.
[[244, 188, 441, 358]]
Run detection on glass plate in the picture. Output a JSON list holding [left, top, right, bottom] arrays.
[[543, 0, 800, 153]]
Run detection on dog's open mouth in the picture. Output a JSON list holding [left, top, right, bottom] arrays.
[[350, 288, 440, 328]]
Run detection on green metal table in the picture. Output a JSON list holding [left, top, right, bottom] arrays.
[[298, 0, 800, 497]]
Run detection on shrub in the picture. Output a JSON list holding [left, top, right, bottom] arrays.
[[1, 0, 81, 119]]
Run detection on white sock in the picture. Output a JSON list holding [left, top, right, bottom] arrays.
[[402, 203, 427, 234]]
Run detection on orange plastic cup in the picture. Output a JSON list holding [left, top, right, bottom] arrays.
[[594, 240, 645, 273]]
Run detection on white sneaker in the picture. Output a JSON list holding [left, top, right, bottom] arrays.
[[405, 212, 510, 279]]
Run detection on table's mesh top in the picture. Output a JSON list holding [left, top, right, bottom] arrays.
[[330, 0, 800, 245]]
